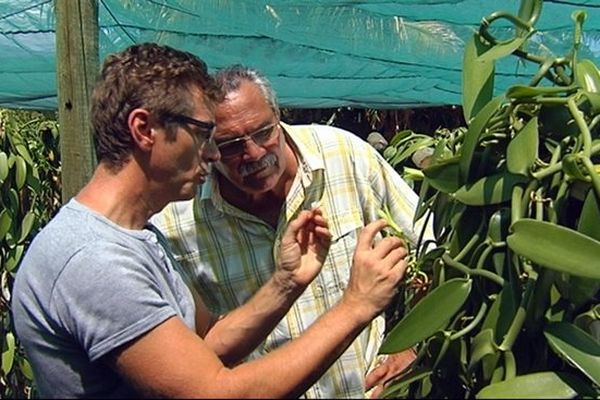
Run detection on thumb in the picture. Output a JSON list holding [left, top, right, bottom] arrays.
[[356, 219, 387, 251]]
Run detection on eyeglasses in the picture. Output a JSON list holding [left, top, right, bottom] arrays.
[[216, 122, 279, 158], [164, 113, 216, 143]]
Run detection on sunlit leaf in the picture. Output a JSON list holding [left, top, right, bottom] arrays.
[[17, 211, 35, 244], [2, 332, 15, 374], [545, 322, 600, 386], [507, 219, 600, 279], [0, 209, 11, 241], [459, 96, 505, 182], [14, 155, 27, 190], [507, 84, 577, 99], [477, 36, 530, 63], [507, 117, 538, 175], [423, 155, 462, 194], [469, 328, 498, 370], [14, 143, 33, 165], [5, 245, 25, 272], [453, 172, 528, 206], [0, 151, 8, 183], [380, 278, 472, 354], [18, 357, 33, 380], [476, 372, 579, 398], [463, 34, 495, 122]]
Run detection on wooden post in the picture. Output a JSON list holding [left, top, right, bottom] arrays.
[[55, 0, 99, 202]]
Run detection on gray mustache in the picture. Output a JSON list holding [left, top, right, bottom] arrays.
[[239, 153, 277, 177]]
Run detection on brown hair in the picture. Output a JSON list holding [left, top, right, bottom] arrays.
[[91, 42, 221, 168]]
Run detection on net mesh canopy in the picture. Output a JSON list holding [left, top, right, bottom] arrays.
[[1, 0, 600, 110]]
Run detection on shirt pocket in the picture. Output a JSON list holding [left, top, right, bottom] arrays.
[[313, 218, 364, 305]]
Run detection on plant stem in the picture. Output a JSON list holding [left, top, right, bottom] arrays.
[[442, 253, 505, 287], [449, 302, 488, 340], [499, 264, 537, 351]]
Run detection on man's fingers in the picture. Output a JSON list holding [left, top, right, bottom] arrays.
[[365, 363, 388, 391], [371, 236, 407, 263], [356, 219, 387, 251]]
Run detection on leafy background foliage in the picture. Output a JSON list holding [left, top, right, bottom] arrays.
[[0, 109, 60, 398], [379, 1, 600, 398]]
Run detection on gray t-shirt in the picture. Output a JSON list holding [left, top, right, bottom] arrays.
[[12, 199, 196, 398]]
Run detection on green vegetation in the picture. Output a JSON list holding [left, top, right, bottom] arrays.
[[380, 1, 600, 397], [0, 109, 60, 398]]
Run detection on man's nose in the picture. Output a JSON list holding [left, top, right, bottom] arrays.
[[200, 139, 221, 162], [242, 138, 266, 160]]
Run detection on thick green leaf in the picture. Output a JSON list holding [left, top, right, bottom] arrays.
[[381, 367, 432, 399], [4, 244, 25, 272], [459, 96, 505, 182], [453, 173, 528, 206], [507, 219, 600, 279], [0, 151, 8, 183], [26, 166, 41, 192], [14, 143, 33, 165], [423, 155, 462, 194], [18, 211, 35, 243], [18, 357, 33, 380], [2, 332, 15, 374], [487, 208, 510, 244], [389, 129, 413, 147], [463, 34, 495, 122], [8, 187, 19, 213], [507, 84, 577, 99], [575, 59, 600, 93], [0, 209, 11, 241], [477, 36, 530, 64], [380, 278, 472, 354], [14, 154, 27, 190], [390, 138, 435, 168], [577, 189, 600, 241], [476, 372, 578, 398], [469, 328, 498, 370], [544, 322, 600, 386], [507, 117, 538, 175], [482, 286, 518, 343]]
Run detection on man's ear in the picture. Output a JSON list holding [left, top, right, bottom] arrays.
[[128, 108, 155, 152]]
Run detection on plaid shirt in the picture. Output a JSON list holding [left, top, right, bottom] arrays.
[[153, 123, 429, 398]]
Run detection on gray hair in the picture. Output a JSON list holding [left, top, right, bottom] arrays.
[[214, 65, 280, 118]]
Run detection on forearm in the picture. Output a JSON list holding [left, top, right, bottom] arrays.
[[219, 299, 373, 398], [203, 274, 303, 364]]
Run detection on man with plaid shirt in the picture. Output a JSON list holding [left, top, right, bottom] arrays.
[[153, 65, 430, 398]]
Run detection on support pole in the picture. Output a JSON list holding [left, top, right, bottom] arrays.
[[55, 0, 99, 202]]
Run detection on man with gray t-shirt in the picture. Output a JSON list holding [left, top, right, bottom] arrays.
[[11, 43, 409, 398]]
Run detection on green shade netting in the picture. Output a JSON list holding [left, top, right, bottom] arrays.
[[1, 0, 600, 110]]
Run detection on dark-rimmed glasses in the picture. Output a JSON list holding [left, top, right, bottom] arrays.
[[164, 113, 216, 143], [216, 122, 279, 158]]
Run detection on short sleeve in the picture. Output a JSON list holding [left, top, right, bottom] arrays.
[[51, 242, 179, 361]]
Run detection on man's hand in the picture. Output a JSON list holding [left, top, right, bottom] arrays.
[[342, 219, 408, 324], [365, 348, 417, 398], [276, 208, 332, 289]]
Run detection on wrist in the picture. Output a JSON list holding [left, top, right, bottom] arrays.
[[271, 269, 305, 298], [338, 293, 379, 326]]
